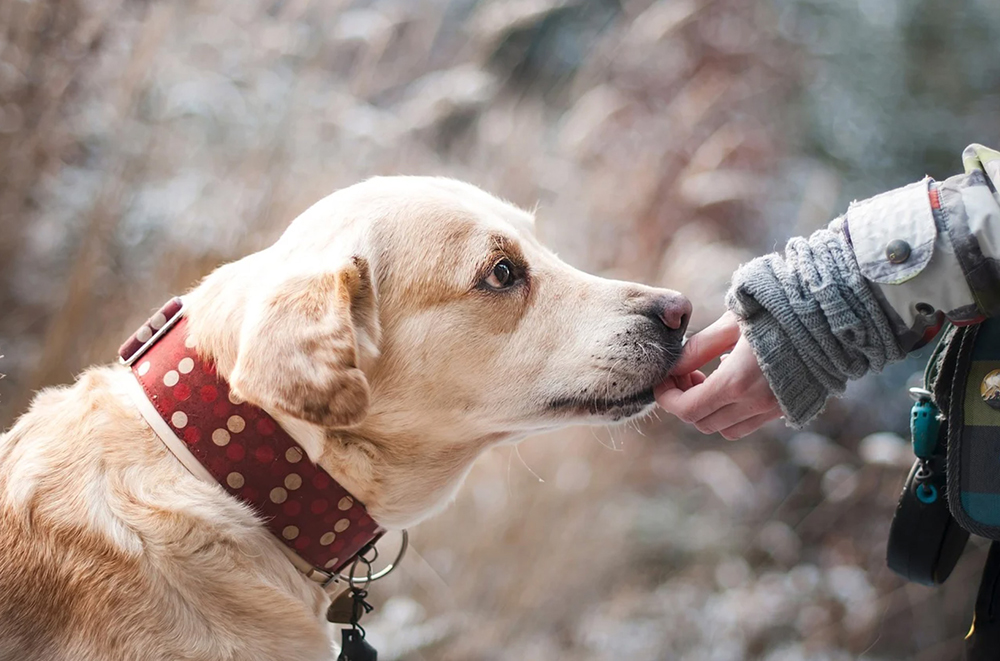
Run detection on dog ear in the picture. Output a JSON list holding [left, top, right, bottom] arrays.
[[229, 257, 379, 428]]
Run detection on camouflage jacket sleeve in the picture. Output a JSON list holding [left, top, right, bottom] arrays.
[[848, 144, 1000, 351]]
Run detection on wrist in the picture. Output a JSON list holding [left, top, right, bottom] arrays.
[[735, 309, 830, 428]]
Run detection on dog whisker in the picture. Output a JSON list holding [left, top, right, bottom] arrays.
[[514, 444, 545, 483], [506, 446, 514, 497], [589, 426, 618, 451]]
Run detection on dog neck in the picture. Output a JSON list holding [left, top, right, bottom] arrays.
[[320, 426, 506, 529]]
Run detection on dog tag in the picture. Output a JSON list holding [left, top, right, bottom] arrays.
[[327, 589, 356, 624], [338, 628, 377, 661]]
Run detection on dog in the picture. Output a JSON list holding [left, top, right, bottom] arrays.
[[0, 176, 690, 661]]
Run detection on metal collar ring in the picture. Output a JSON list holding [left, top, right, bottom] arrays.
[[339, 529, 408, 586]]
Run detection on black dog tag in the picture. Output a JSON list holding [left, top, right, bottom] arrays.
[[338, 628, 377, 661]]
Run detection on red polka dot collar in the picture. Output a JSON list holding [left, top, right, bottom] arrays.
[[119, 298, 383, 585]]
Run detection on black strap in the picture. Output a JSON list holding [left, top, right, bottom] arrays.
[[927, 321, 961, 411], [966, 542, 1000, 660]]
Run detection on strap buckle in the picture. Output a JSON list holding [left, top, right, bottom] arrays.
[[118, 297, 186, 366]]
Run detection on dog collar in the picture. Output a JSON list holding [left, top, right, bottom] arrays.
[[118, 298, 383, 585]]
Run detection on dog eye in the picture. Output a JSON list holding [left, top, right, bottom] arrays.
[[484, 259, 517, 290]]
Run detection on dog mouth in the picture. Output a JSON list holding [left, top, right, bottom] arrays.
[[544, 335, 681, 422], [546, 386, 657, 421]]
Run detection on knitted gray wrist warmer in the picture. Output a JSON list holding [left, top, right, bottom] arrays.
[[725, 220, 906, 427]]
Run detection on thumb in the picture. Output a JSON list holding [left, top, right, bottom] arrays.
[[671, 311, 741, 375]]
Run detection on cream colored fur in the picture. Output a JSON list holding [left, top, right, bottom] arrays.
[[0, 177, 688, 661]]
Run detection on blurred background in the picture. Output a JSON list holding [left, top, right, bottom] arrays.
[[2, 0, 999, 658]]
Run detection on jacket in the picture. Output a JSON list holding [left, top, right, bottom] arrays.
[[728, 144, 1000, 426]]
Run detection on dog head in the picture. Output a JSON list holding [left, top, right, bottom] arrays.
[[186, 177, 689, 527]]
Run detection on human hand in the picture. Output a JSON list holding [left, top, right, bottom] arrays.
[[655, 311, 782, 440]]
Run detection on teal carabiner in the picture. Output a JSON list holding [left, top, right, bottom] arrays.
[[909, 388, 942, 459]]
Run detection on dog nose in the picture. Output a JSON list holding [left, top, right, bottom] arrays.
[[656, 293, 692, 334]]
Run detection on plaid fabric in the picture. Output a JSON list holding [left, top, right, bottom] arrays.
[[948, 318, 1000, 537]]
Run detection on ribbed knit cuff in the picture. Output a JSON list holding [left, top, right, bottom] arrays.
[[725, 220, 905, 429], [736, 308, 830, 428]]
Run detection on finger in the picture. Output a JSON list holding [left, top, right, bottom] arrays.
[[656, 388, 697, 421], [719, 410, 782, 440], [656, 374, 734, 423], [654, 370, 707, 397], [656, 377, 679, 394], [654, 375, 686, 395], [674, 373, 694, 391], [693, 376, 780, 433], [671, 311, 741, 375], [693, 402, 755, 434], [676, 370, 707, 391]]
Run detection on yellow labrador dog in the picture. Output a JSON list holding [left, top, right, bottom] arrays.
[[0, 177, 690, 661]]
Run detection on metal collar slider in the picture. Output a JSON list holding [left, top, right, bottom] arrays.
[[118, 297, 186, 366]]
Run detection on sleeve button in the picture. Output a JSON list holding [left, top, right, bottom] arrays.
[[885, 239, 911, 264]]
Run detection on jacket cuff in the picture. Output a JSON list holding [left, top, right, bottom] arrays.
[[845, 172, 992, 329], [848, 177, 937, 286]]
